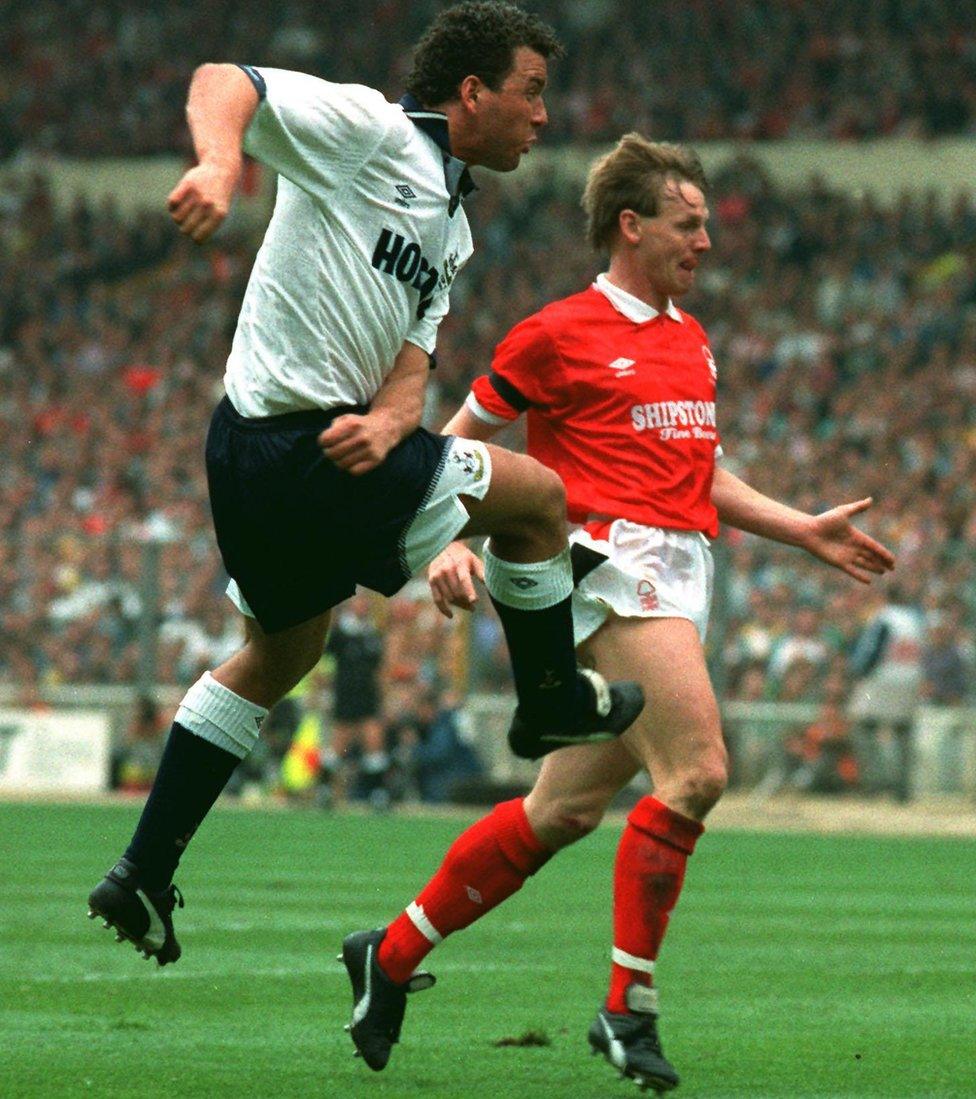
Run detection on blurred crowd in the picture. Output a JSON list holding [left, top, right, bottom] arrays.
[[2, 148, 976, 795], [3, 0, 976, 158], [112, 590, 485, 807]]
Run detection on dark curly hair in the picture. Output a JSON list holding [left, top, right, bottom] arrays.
[[406, 2, 563, 107]]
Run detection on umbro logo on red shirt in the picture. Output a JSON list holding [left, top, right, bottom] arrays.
[[607, 357, 636, 377]]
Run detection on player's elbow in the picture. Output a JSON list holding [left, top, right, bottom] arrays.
[[189, 63, 255, 103], [192, 62, 236, 82]]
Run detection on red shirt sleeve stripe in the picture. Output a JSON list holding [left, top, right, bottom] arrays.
[[469, 374, 519, 422]]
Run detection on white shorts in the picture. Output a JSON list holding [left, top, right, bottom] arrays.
[[400, 436, 493, 577], [569, 520, 714, 646], [227, 435, 492, 618]]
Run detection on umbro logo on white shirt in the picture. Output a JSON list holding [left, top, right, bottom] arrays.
[[395, 184, 417, 207], [608, 357, 636, 377]]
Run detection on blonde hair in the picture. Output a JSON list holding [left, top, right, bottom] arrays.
[[582, 133, 707, 251]]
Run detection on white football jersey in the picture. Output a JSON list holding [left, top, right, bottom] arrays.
[[224, 67, 475, 416]]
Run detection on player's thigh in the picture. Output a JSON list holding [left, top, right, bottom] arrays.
[[243, 609, 332, 673], [458, 444, 566, 541], [214, 609, 331, 705], [581, 614, 724, 782]]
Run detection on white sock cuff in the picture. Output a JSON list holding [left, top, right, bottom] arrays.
[[175, 672, 269, 761], [481, 542, 573, 610], [407, 901, 443, 945], [612, 946, 656, 975]]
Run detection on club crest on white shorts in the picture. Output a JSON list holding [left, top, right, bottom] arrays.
[[569, 519, 713, 646]]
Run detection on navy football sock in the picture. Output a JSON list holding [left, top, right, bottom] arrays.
[[488, 593, 585, 725], [483, 545, 585, 726], [123, 723, 240, 892]]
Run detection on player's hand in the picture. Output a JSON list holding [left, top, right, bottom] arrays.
[[167, 160, 241, 243], [428, 541, 484, 619], [318, 412, 399, 475], [800, 497, 896, 583]]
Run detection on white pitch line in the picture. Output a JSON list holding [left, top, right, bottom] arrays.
[[13, 960, 556, 985]]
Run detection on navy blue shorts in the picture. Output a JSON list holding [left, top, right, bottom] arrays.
[[205, 397, 450, 634]]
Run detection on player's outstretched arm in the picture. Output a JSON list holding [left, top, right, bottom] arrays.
[[167, 64, 259, 244], [712, 465, 895, 583]]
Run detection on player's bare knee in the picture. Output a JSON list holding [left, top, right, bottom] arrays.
[[676, 751, 729, 818], [530, 795, 607, 849], [532, 463, 567, 529]]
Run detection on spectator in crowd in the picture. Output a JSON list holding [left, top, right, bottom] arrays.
[[275, 663, 331, 803], [722, 661, 771, 788], [4, 1, 976, 158], [0, 148, 975, 727], [848, 584, 926, 801], [767, 603, 830, 683], [112, 694, 165, 794], [392, 686, 484, 804], [922, 611, 971, 705], [325, 594, 387, 808], [783, 672, 859, 795]]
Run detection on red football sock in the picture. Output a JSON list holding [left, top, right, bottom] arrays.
[[377, 798, 552, 984], [607, 795, 703, 1014]]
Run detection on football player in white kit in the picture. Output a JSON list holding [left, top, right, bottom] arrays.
[[86, 3, 644, 985]]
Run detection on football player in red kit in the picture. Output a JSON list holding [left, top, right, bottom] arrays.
[[343, 134, 895, 1090]]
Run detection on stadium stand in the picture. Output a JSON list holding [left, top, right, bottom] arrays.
[[2, 0, 975, 158], [0, 1, 973, 797], [1, 162, 973, 711]]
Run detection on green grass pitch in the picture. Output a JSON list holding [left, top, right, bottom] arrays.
[[1, 801, 975, 1098]]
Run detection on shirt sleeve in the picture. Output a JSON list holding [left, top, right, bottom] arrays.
[[466, 312, 559, 425], [405, 284, 450, 355], [405, 228, 474, 353], [242, 67, 393, 195]]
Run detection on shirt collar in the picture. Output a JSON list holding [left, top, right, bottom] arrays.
[[399, 93, 476, 216], [593, 273, 683, 324]]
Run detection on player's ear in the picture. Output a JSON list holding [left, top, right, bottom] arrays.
[[458, 75, 484, 112], [618, 208, 644, 245]]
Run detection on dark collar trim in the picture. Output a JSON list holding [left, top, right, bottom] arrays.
[[399, 92, 451, 152], [398, 93, 476, 215]]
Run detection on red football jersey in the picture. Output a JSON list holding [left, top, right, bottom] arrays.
[[468, 283, 721, 537]]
